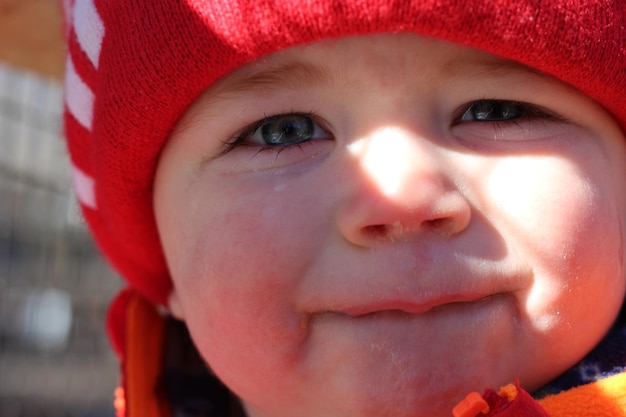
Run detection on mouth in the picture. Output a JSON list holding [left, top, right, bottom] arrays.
[[337, 293, 504, 318], [298, 263, 530, 322]]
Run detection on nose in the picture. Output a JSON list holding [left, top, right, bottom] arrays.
[[337, 127, 471, 246]]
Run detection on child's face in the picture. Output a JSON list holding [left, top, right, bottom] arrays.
[[154, 34, 626, 417]]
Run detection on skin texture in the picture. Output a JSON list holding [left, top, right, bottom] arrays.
[[153, 34, 626, 417]]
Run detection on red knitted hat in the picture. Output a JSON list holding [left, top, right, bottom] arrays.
[[64, 0, 626, 310]]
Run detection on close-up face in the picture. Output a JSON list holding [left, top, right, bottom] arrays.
[[154, 34, 626, 417]]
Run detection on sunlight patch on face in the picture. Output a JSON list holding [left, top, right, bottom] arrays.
[[348, 127, 422, 198], [486, 155, 598, 249], [485, 157, 552, 217]]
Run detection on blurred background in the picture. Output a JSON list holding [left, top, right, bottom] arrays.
[[0, 1, 122, 416]]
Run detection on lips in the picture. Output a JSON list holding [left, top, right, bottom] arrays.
[[295, 243, 533, 324], [297, 257, 531, 321], [337, 293, 501, 318]]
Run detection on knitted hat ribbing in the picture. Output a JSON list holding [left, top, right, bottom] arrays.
[[63, 0, 626, 308]]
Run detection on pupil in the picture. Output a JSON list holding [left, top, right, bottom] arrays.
[[262, 115, 313, 145], [469, 101, 523, 121]]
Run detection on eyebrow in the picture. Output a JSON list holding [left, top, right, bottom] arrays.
[[444, 55, 584, 101], [173, 60, 333, 136], [440, 55, 547, 81], [195, 50, 562, 123], [209, 60, 333, 98], [212, 54, 548, 98]]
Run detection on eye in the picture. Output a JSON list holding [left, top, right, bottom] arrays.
[[454, 100, 560, 124], [238, 113, 330, 147], [213, 111, 334, 170], [451, 99, 570, 143]]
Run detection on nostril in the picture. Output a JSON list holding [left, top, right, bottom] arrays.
[[340, 193, 471, 246], [423, 218, 448, 229], [362, 224, 391, 240], [421, 217, 462, 235], [362, 221, 410, 241], [361, 217, 462, 242]]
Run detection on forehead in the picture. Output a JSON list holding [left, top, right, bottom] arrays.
[[189, 33, 555, 114], [218, 34, 537, 89]]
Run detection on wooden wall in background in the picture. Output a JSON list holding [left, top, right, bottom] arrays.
[[0, 0, 64, 80]]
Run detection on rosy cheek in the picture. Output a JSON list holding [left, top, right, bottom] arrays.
[[483, 155, 623, 329]]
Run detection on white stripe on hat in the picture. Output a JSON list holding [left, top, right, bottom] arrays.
[[72, 0, 105, 69], [65, 57, 94, 131], [71, 164, 97, 209]]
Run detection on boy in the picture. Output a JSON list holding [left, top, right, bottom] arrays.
[[62, 1, 626, 416]]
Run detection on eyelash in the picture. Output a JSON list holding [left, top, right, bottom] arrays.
[[221, 110, 328, 154], [220, 100, 564, 154], [452, 100, 564, 125]]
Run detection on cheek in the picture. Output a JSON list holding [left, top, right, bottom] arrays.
[[485, 155, 626, 336], [158, 179, 323, 396]]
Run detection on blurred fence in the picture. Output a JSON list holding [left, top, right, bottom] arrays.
[[0, 63, 122, 417]]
